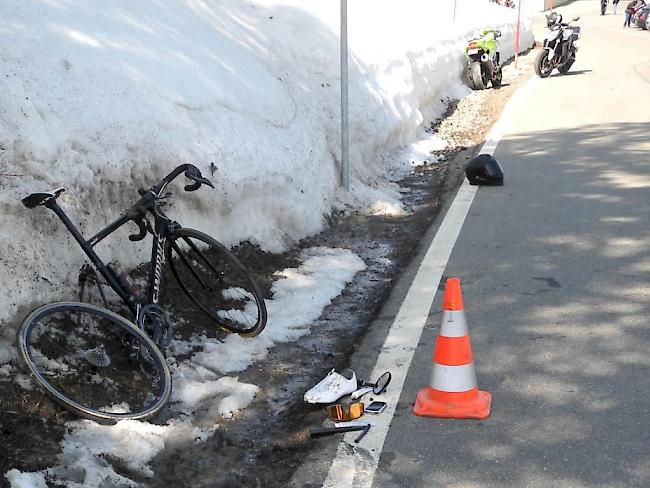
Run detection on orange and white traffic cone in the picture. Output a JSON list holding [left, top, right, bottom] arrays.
[[413, 277, 491, 419]]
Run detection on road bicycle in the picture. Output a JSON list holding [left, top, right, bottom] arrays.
[[18, 164, 267, 423]]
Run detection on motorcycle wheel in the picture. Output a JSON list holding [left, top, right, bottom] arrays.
[[534, 49, 553, 78], [558, 60, 574, 74], [558, 47, 576, 74], [469, 62, 488, 90]]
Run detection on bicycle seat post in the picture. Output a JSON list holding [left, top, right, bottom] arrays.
[[45, 200, 89, 252]]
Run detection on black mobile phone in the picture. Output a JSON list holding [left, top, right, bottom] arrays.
[[365, 401, 387, 414]]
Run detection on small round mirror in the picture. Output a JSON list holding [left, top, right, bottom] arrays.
[[372, 371, 392, 395]]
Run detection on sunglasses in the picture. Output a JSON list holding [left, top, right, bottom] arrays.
[[326, 402, 364, 421]]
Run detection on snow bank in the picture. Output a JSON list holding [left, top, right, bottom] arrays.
[[0, 0, 533, 326], [6, 246, 365, 486]]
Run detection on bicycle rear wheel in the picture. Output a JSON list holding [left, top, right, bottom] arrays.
[[165, 228, 267, 337], [18, 302, 172, 423]]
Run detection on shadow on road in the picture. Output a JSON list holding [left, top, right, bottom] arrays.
[[550, 68, 593, 77], [380, 122, 650, 488]]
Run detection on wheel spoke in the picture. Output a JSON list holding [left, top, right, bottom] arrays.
[[166, 229, 266, 336], [183, 237, 221, 276], [171, 238, 210, 290]]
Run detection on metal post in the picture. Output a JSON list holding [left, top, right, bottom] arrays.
[[340, 0, 350, 190], [515, 0, 522, 67], [453, 0, 458, 21]]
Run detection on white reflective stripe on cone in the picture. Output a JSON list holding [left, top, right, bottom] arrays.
[[431, 363, 477, 392], [440, 310, 469, 338]]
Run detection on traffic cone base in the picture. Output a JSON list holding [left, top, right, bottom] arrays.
[[413, 387, 491, 419]]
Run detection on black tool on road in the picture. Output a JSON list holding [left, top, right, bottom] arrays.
[[309, 423, 372, 443]]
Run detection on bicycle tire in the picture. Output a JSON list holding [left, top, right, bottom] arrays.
[[18, 302, 172, 423], [165, 228, 267, 337]]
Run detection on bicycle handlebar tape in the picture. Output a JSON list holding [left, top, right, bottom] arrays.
[[413, 278, 491, 419]]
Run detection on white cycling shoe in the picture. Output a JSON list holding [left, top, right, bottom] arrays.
[[304, 368, 358, 404]]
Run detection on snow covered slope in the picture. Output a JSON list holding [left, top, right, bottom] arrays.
[[0, 0, 533, 325]]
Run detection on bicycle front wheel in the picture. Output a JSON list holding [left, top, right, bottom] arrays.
[[165, 228, 267, 337], [18, 302, 172, 423]]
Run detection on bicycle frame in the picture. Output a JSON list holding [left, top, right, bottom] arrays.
[[43, 185, 179, 321], [24, 163, 270, 346], [26, 163, 215, 325]]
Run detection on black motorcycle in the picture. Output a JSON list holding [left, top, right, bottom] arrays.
[[535, 13, 581, 78]]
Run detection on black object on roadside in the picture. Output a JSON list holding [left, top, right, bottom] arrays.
[[465, 154, 504, 186], [353, 423, 371, 443], [309, 424, 372, 443]]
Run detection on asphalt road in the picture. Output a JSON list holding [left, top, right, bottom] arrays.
[[376, 2, 650, 487], [292, 1, 650, 487]]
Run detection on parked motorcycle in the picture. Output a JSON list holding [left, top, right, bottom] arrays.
[[535, 13, 581, 78], [465, 29, 503, 90]]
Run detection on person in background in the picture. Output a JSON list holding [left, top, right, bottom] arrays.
[[624, 0, 637, 26], [613, 0, 620, 14]]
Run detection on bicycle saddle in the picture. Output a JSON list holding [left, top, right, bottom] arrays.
[[22, 188, 66, 208]]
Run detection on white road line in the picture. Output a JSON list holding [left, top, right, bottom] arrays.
[[321, 76, 539, 488]]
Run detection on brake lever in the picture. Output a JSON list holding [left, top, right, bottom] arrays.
[[199, 176, 215, 188], [184, 166, 215, 191], [184, 176, 214, 191]]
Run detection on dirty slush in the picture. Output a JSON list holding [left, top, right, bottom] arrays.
[[0, 50, 535, 488]]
